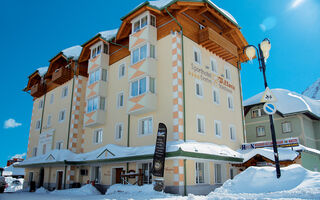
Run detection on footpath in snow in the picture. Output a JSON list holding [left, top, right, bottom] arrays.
[[2, 164, 320, 200]]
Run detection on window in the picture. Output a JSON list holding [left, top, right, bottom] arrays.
[[50, 94, 54, 104], [193, 47, 201, 64], [42, 144, 46, 155], [150, 15, 156, 27], [141, 162, 153, 184], [58, 110, 65, 122], [118, 63, 126, 79], [90, 44, 107, 59], [91, 166, 101, 183], [210, 58, 218, 73], [227, 95, 234, 110], [89, 68, 107, 85], [130, 77, 155, 97], [115, 123, 123, 140], [213, 87, 220, 104], [229, 125, 236, 141], [214, 120, 222, 137], [214, 164, 222, 183], [61, 86, 68, 98], [139, 117, 153, 135], [132, 44, 147, 64], [132, 14, 156, 33], [38, 99, 44, 109], [103, 44, 109, 54], [47, 115, 52, 128], [282, 122, 292, 133], [195, 81, 203, 98], [93, 129, 103, 144], [196, 115, 205, 134], [230, 168, 234, 180], [117, 92, 124, 108], [251, 108, 265, 118], [225, 66, 231, 81], [87, 96, 105, 113], [35, 119, 41, 130], [195, 162, 205, 184], [256, 126, 266, 137], [32, 147, 37, 157], [150, 44, 156, 58], [56, 141, 63, 150]]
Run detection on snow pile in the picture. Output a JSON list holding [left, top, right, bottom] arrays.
[[209, 164, 320, 199], [98, 29, 118, 41], [244, 88, 320, 118], [302, 78, 320, 100], [51, 184, 101, 195], [37, 67, 48, 77], [62, 45, 82, 60], [35, 187, 48, 194], [239, 147, 299, 163], [4, 177, 24, 193], [105, 184, 171, 199]]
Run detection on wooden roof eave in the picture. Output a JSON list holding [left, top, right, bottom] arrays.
[[78, 36, 110, 63]]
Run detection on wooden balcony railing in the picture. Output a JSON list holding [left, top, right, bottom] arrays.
[[30, 83, 45, 98], [52, 67, 72, 84], [199, 27, 238, 61]]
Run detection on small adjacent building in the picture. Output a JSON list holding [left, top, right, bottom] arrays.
[[244, 88, 320, 171]]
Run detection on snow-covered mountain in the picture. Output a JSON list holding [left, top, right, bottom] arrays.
[[302, 78, 320, 100]]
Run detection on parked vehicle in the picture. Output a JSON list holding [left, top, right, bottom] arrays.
[[0, 168, 7, 193]]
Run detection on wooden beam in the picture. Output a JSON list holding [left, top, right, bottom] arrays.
[[207, 7, 235, 29], [176, 1, 205, 7], [178, 6, 191, 14], [197, 6, 208, 15]]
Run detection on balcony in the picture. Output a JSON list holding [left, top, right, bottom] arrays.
[[199, 27, 238, 61], [30, 83, 45, 98], [52, 67, 72, 84], [127, 92, 157, 115], [84, 110, 106, 127], [128, 58, 157, 82]]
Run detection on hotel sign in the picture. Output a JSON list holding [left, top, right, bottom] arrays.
[[152, 123, 168, 177], [241, 138, 299, 150], [189, 63, 235, 93]]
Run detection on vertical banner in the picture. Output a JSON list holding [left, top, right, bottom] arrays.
[[152, 123, 167, 177]]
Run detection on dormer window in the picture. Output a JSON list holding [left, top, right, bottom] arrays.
[[132, 13, 156, 33], [91, 43, 109, 59]]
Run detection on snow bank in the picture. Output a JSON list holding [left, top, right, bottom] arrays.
[[4, 177, 24, 193], [213, 164, 320, 196], [244, 88, 320, 118], [51, 184, 101, 195], [62, 45, 82, 60], [35, 187, 48, 194], [3, 164, 25, 176]]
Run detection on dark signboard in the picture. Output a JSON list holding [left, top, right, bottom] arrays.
[[152, 123, 167, 177]]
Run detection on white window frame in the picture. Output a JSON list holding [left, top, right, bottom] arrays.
[[118, 63, 126, 79], [282, 122, 292, 133], [87, 96, 106, 113], [229, 125, 236, 141], [138, 116, 153, 136], [195, 80, 203, 98], [196, 114, 205, 134], [115, 123, 124, 140], [227, 94, 234, 111], [256, 126, 266, 137], [251, 108, 265, 118], [91, 166, 101, 183], [195, 161, 209, 184], [131, 44, 148, 65], [132, 13, 156, 33], [214, 120, 222, 138], [56, 141, 63, 150], [38, 99, 44, 109], [32, 147, 37, 157], [193, 46, 201, 65], [130, 76, 155, 98], [214, 163, 222, 184], [210, 57, 218, 74], [50, 93, 54, 104], [47, 114, 52, 128], [61, 86, 68, 98], [212, 87, 220, 105], [58, 109, 66, 123], [90, 42, 108, 59], [35, 119, 41, 130], [93, 129, 103, 144], [89, 68, 108, 85], [225, 65, 232, 81], [117, 92, 124, 109]]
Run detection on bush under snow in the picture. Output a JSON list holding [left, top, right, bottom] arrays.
[[51, 184, 101, 195]]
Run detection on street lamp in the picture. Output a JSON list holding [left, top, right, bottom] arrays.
[[244, 39, 281, 179]]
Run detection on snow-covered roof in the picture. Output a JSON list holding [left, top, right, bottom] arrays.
[[238, 147, 299, 163], [61, 45, 82, 60], [36, 66, 48, 77], [302, 78, 320, 100], [130, 0, 238, 27], [244, 88, 320, 119], [293, 144, 320, 156], [3, 164, 25, 176], [17, 140, 242, 166], [98, 29, 118, 41]]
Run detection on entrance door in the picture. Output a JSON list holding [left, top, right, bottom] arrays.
[[57, 171, 63, 190], [39, 168, 44, 187], [115, 168, 123, 184]]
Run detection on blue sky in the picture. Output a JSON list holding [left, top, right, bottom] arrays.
[[0, 0, 319, 167]]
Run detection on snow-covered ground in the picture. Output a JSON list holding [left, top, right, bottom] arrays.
[[4, 177, 24, 193], [1, 164, 320, 200]]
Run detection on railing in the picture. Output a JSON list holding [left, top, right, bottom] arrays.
[[52, 67, 72, 84], [30, 83, 45, 98]]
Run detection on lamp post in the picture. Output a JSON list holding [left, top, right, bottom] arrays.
[[244, 39, 281, 178]]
